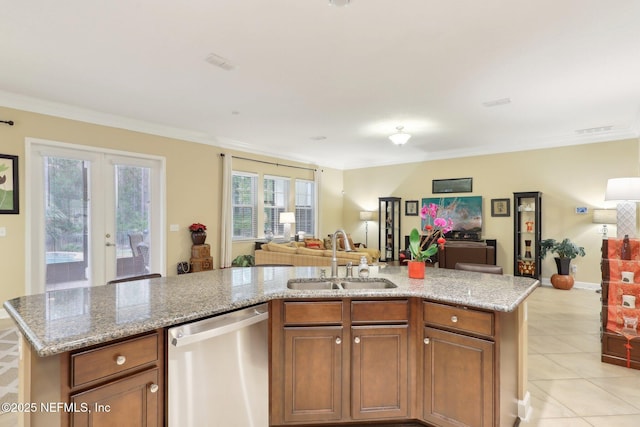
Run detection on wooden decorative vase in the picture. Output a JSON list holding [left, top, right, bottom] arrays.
[[408, 260, 425, 279], [550, 274, 574, 290]]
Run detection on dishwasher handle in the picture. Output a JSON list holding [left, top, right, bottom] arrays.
[[170, 305, 268, 347]]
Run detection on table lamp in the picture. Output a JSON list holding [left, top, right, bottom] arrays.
[[279, 212, 296, 241], [604, 177, 640, 238]]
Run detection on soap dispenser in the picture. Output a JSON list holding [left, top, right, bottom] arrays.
[[358, 256, 370, 278]]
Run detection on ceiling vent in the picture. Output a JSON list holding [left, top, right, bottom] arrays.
[[575, 126, 613, 135], [482, 98, 511, 107], [205, 53, 235, 71]]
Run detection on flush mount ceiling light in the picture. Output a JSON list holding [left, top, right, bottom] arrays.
[[389, 126, 411, 145], [328, 0, 351, 6]]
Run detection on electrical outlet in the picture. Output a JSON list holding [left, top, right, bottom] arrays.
[[571, 264, 578, 274], [0, 227, 6, 237]]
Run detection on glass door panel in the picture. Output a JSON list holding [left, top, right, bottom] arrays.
[[44, 156, 91, 291], [112, 163, 152, 280]]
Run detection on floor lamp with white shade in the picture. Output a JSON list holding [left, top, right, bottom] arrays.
[[605, 177, 640, 239], [359, 211, 374, 247]]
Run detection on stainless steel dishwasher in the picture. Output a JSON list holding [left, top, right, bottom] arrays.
[[168, 303, 269, 427]]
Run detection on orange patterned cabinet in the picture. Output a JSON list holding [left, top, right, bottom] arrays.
[[601, 238, 640, 369]]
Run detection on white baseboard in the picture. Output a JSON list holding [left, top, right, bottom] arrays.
[[539, 277, 600, 291], [518, 391, 533, 422]]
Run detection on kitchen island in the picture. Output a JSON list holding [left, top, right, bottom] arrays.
[[5, 265, 538, 427]]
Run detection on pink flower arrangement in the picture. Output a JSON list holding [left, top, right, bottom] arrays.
[[408, 203, 454, 261]]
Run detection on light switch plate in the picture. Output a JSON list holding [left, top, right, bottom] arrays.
[[0, 227, 6, 237], [169, 224, 179, 232]]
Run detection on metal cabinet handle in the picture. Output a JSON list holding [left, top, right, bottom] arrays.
[[451, 315, 458, 323], [149, 383, 159, 393], [424, 338, 430, 345], [335, 337, 342, 345], [116, 355, 126, 365], [354, 337, 360, 344]]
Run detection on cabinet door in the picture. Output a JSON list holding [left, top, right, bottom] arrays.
[[283, 326, 343, 423], [352, 325, 408, 420], [70, 368, 160, 427], [423, 327, 494, 427]]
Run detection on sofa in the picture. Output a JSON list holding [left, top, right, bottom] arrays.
[[254, 240, 379, 267], [437, 240, 496, 269]]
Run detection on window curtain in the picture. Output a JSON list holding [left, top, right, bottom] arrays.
[[220, 154, 233, 268], [314, 168, 321, 238]]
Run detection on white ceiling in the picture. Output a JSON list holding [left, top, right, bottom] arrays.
[[2, 0, 639, 169]]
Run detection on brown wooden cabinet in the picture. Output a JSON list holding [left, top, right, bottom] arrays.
[[270, 298, 412, 425], [422, 301, 495, 427], [24, 330, 164, 427]]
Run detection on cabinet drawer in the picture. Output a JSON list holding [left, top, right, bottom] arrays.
[[71, 333, 160, 388], [351, 300, 409, 323], [284, 301, 343, 325], [423, 301, 494, 338]]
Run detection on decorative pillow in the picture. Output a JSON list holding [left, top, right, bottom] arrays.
[[304, 238, 325, 250], [266, 243, 298, 254], [337, 235, 356, 250], [323, 238, 333, 250]]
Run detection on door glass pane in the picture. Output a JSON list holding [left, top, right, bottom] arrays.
[[114, 164, 151, 279], [44, 157, 90, 291]]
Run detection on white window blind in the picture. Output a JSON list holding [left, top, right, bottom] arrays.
[[232, 172, 257, 239], [295, 179, 315, 236], [264, 175, 289, 237]]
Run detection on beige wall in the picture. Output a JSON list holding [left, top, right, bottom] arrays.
[[0, 106, 342, 306], [343, 139, 640, 284]]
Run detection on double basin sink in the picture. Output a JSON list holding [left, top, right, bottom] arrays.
[[287, 277, 397, 291]]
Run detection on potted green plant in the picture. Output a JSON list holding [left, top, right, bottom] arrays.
[[539, 238, 585, 290]]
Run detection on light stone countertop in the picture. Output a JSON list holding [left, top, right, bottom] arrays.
[[4, 265, 539, 357]]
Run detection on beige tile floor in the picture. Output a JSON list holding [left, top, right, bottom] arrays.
[[524, 285, 640, 427], [1, 286, 640, 427]]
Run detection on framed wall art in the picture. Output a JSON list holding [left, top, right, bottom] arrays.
[[0, 154, 18, 214], [491, 198, 510, 217], [432, 177, 473, 194], [405, 200, 419, 216]]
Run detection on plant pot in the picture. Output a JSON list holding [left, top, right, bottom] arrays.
[[554, 257, 571, 275], [191, 231, 207, 245], [408, 260, 425, 279], [550, 273, 574, 290]]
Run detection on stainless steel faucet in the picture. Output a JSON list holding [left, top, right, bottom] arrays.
[[331, 229, 353, 277]]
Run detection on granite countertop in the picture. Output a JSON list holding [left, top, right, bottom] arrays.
[[4, 265, 539, 357]]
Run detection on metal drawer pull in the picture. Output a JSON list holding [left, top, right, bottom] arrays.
[[354, 337, 360, 344], [116, 355, 127, 365], [335, 337, 342, 345], [451, 315, 458, 323], [424, 338, 430, 345], [149, 383, 159, 393]]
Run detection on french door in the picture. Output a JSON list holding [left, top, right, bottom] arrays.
[[28, 140, 165, 294]]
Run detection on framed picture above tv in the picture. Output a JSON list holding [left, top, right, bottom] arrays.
[[421, 196, 482, 240], [432, 177, 472, 194]]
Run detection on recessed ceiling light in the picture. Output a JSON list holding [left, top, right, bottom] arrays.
[[310, 136, 327, 141], [205, 53, 235, 71], [328, 0, 351, 7], [231, 111, 240, 115], [482, 98, 511, 107]]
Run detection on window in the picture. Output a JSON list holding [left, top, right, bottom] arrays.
[[232, 172, 257, 239], [295, 179, 315, 236], [264, 175, 289, 237]]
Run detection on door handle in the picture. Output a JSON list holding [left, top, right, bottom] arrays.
[[105, 242, 116, 247]]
